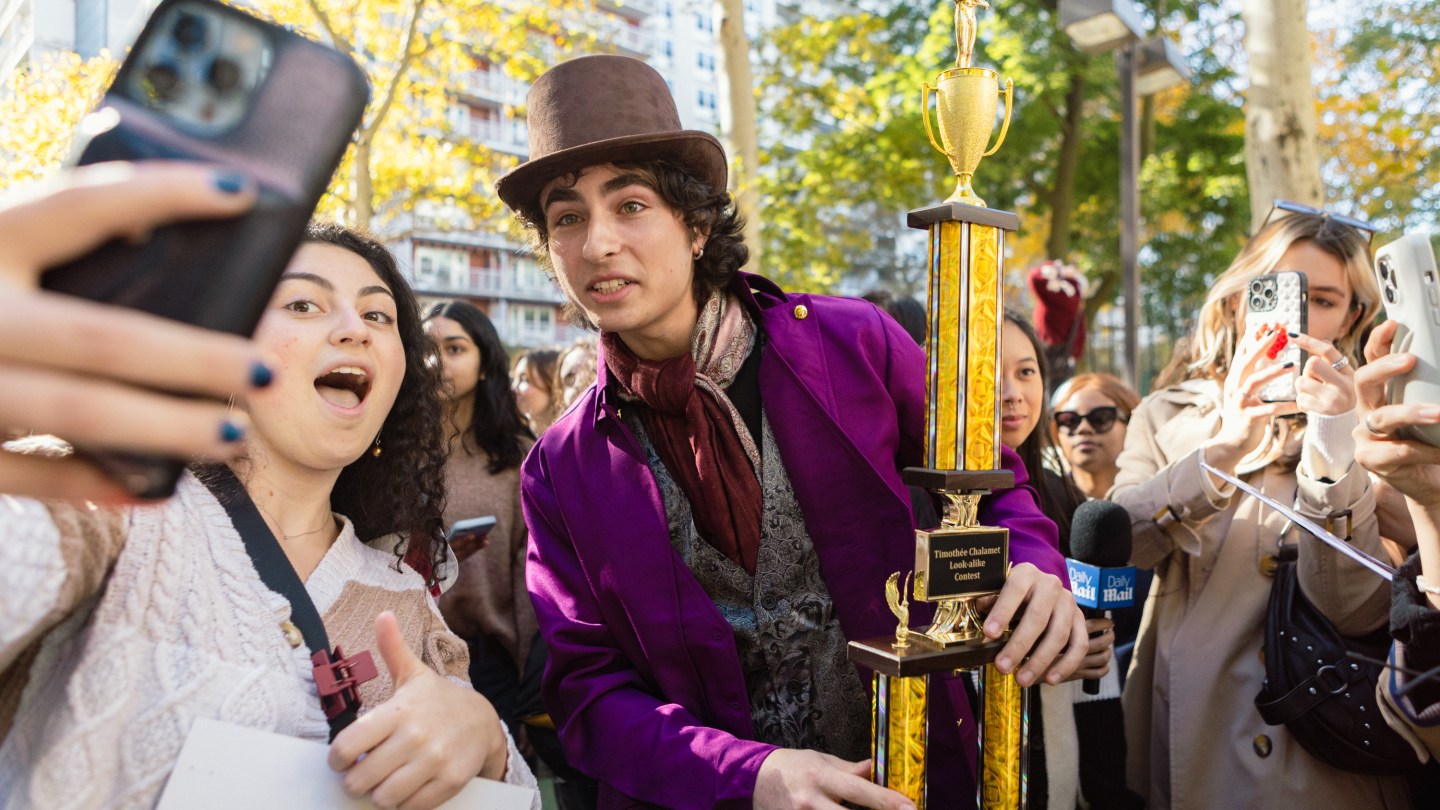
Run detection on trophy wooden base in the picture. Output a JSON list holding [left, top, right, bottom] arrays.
[[849, 635, 1008, 677], [903, 466, 1014, 493]]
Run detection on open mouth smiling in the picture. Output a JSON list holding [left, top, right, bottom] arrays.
[[314, 366, 372, 409]]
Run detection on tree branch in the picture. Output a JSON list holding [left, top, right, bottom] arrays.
[[363, 0, 430, 141], [303, 0, 356, 62]]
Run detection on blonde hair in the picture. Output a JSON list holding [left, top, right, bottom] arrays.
[[1175, 212, 1379, 382]]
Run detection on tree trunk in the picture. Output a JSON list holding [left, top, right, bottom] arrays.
[[1046, 69, 1086, 260], [1241, 0, 1323, 231], [716, 0, 761, 272], [354, 137, 373, 229]]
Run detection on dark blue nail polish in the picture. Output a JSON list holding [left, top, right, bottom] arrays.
[[214, 172, 246, 194], [250, 361, 273, 388], [1282, 361, 1296, 369], [1287, 331, 1300, 338], [220, 420, 245, 443]]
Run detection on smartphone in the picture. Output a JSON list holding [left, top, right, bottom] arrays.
[[41, 0, 370, 498], [1374, 234, 1440, 447], [1245, 271, 1309, 402], [446, 516, 498, 551]]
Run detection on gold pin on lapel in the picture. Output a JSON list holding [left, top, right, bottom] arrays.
[[793, 304, 809, 320]]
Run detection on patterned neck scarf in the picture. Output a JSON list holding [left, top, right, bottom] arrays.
[[603, 290, 761, 574]]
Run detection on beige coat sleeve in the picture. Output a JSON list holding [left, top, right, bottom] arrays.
[[1109, 394, 1235, 571], [1294, 461, 1391, 635]]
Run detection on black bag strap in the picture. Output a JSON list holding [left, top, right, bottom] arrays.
[[199, 466, 359, 738]]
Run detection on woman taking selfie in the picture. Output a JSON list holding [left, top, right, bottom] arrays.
[[0, 169, 533, 809], [1111, 206, 1408, 807]]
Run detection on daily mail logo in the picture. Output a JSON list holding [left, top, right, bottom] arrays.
[[1066, 559, 1136, 610]]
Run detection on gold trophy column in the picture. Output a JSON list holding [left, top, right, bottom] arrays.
[[847, 1, 1026, 807]]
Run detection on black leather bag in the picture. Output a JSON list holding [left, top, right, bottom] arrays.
[[1254, 545, 1419, 775]]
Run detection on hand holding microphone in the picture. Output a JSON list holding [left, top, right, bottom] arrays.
[[1066, 500, 1136, 694]]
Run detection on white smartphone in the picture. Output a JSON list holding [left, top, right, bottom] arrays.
[[1245, 271, 1309, 402], [1374, 234, 1440, 447]]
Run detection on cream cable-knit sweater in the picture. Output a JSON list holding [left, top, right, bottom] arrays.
[[0, 472, 536, 809]]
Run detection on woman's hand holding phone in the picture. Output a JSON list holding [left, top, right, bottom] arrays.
[[1204, 326, 1301, 478], [1287, 330, 1358, 417], [1354, 320, 1440, 508], [0, 163, 271, 503]]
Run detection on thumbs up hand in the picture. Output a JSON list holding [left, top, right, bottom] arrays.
[[329, 612, 508, 810]]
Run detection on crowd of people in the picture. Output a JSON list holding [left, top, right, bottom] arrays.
[[3, 48, 1440, 810]]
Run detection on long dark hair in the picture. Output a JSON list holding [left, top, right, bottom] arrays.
[[516, 158, 748, 327], [306, 222, 449, 584], [425, 301, 532, 473], [1005, 309, 1086, 545]]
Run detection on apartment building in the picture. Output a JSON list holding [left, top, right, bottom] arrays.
[[6, 0, 812, 349]]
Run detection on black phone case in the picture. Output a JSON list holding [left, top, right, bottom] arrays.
[[41, 0, 370, 498]]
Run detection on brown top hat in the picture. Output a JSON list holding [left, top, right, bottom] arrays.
[[495, 55, 728, 214]]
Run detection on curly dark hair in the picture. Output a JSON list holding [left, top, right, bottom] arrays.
[[513, 158, 749, 328], [1004, 309, 1086, 545], [304, 222, 450, 586], [425, 300, 533, 473]]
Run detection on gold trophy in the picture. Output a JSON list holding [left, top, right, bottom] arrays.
[[848, 2, 1026, 807], [922, 0, 1013, 206]]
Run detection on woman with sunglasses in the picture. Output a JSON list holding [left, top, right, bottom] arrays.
[[1000, 312, 1141, 810], [1110, 208, 1409, 807], [1052, 374, 1140, 501]]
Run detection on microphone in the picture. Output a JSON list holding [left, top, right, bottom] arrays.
[[1066, 499, 1137, 695]]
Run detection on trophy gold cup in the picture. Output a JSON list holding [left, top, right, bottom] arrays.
[[848, 2, 1026, 807], [922, 0, 1013, 206]]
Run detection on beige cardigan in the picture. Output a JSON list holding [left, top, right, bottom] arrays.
[[1111, 381, 1407, 809], [0, 473, 536, 809]]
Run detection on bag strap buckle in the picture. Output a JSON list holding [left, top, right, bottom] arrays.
[[1314, 663, 1350, 696], [312, 646, 378, 721]]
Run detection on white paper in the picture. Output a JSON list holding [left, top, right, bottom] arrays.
[[156, 717, 535, 810]]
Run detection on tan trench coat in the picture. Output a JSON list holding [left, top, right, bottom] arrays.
[[1110, 380, 1409, 809]]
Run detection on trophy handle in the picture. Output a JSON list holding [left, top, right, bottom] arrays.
[[982, 77, 1014, 158], [921, 82, 949, 157]]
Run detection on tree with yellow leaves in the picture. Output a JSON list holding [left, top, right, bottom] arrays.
[[0, 52, 117, 193], [0, 0, 584, 235]]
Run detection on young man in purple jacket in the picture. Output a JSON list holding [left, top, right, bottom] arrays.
[[495, 54, 1086, 809]]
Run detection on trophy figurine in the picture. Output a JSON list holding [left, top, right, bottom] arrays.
[[848, 2, 1026, 807], [923, 0, 1013, 207]]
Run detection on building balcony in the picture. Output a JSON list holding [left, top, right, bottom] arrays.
[[595, 0, 657, 21], [458, 69, 527, 106], [593, 14, 654, 56], [456, 118, 529, 154]]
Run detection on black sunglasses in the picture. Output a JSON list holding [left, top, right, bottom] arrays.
[[1053, 407, 1127, 434], [1260, 199, 1377, 245]]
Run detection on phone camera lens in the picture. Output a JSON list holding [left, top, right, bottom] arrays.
[[172, 13, 207, 51], [207, 58, 243, 93], [1250, 295, 1265, 310], [1386, 286, 1397, 304], [1378, 258, 1392, 280], [143, 62, 182, 100]]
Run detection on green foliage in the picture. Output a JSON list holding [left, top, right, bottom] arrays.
[[754, 0, 1256, 384], [1316, 0, 1440, 239]]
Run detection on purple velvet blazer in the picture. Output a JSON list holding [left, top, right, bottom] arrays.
[[522, 273, 1064, 809]]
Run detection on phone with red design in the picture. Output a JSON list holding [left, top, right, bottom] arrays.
[[40, 0, 369, 498], [1374, 234, 1440, 447], [1245, 271, 1309, 402]]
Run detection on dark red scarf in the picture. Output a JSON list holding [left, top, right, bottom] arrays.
[[602, 293, 761, 574]]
